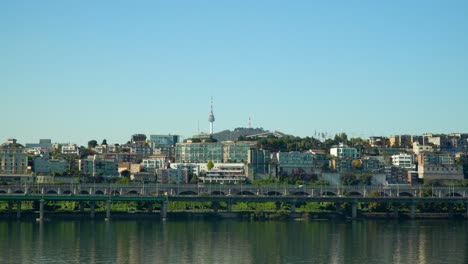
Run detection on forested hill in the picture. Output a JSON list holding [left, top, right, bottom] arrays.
[[212, 127, 267, 141]]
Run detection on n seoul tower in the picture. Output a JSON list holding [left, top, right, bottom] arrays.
[[208, 97, 215, 135]]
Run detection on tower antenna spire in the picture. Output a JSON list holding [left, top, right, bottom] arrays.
[[208, 97, 215, 135]]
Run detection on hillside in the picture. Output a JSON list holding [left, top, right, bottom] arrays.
[[212, 127, 267, 142]]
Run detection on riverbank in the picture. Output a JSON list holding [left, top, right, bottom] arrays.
[[1, 210, 467, 221]]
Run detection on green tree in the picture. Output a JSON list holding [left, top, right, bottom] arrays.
[[116, 177, 130, 184], [189, 173, 198, 183], [341, 172, 359, 185], [207, 160, 214, 170], [120, 170, 131, 178], [88, 140, 98, 149], [351, 159, 362, 170], [360, 173, 373, 186], [366, 190, 388, 212], [311, 179, 330, 186], [101, 139, 108, 145]]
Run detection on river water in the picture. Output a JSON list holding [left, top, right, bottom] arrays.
[[0, 220, 467, 264]]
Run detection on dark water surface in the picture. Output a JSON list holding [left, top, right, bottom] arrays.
[[1, 220, 467, 264]]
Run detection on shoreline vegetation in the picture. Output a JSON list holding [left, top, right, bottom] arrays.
[[1, 201, 466, 221]]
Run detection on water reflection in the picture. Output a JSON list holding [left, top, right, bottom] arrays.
[[0, 220, 467, 264]]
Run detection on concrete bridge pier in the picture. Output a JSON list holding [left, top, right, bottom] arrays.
[[38, 199, 45, 222], [275, 202, 281, 211], [393, 203, 399, 219], [448, 203, 454, 219], [351, 200, 357, 219], [105, 200, 111, 221], [465, 203, 468, 220], [410, 202, 416, 220], [90, 201, 95, 219], [16, 201, 21, 219], [160, 200, 168, 221], [146, 202, 154, 213], [212, 202, 220, 213], [227, 200, 232, 212], [290, 203, 296, 213], [7, 201, 13, 215]]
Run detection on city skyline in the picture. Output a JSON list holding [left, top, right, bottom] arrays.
[[2, 1, 468, 145]]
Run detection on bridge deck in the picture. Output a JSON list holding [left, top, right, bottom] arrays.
[[0, 194, 466, 203], [0, 195, 167, 202]]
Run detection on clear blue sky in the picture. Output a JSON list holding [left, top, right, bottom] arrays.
[[1, 1, 468, 146]]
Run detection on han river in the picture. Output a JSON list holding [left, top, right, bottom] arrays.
[[1, 220, 467, 264]]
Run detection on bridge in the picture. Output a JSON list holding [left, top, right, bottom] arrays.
[[1, 183, 467, 197], [1, 183, 468, 221]]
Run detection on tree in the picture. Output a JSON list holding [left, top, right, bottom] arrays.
[[341, 172, 359, 185], [189, 173, 198, 184], [351, 159, 362, 170], [366, 190, 388, 212], [312, 179, 330, 186], [101, 139, 108, 145], [88, 140, 98, 149], [334, 133, 349, 145], [116, 177, 130, 184], [207, 160, 214, 171], [360, 173, 373, 186], [121, 170, 131, 178]]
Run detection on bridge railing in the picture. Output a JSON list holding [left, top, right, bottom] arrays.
[[1, 183, 468, 198]]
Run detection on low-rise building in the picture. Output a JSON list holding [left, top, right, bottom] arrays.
[[79, 155, 118, 176], [330, 144, 359, 159], [247, 149, 271, 179], [118, 162, 131, 173], [25, 139, 53, 150], [369, 136, 388, 147], [385, 166, 410, 184], [175, 141, 256, 164], [142, 155, 168, 171], [131, 134, 147, 144], [175, 142, 224, 163], [361, 157, 384, 173], [418, 153, 455, 165], [131, 172, 157, 183], [104, 153, 138, 163], [94, 145, 107, 154], [412, 142, 433, 155], [203, 163, 246, 184], [130, 164, 142, 174], [391, 153, 416, 170], [390, 135, 422, 147], [275, 151, 316, 177], [223, 141, 256, 163], [61, 144, 80, 155], [123, 144, 153, 158], [33, 157, 68, 175], [170, 163, 204, 178], [418, 164, 463, 183], [149, 135, 180, 157], [0, 138, 28, 175], [330, 159, 353, 173], [417, 153, 463, 182], [156, 167, 188, 184]]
